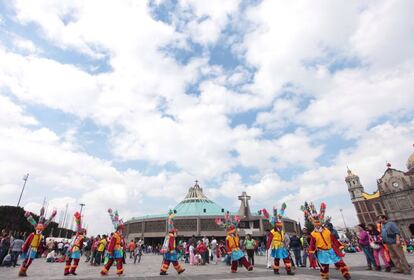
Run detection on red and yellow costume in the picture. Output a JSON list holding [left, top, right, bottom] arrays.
[[19, 207, 56, 277], [160, 211, 185, 275], [101, 209, 125, 276], [64, 212, 85, 276], [302, 202, 350, 280], [225, 225, 253, 272], [216, 212, 253, 273], [262, 203, 294, 275]]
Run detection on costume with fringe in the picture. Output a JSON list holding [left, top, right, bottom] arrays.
[[101, 209, 125, 276], [160, 210, 185, 275], [215, 212, 253, 273], [262, 203, 294, 275], [64, 212, 85, 276], [19, 207, 56, 277], [301, 202, 350, 280]]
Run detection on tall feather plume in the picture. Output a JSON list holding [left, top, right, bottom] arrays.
[[319, 202, 327, 221], [224, 211, 231, 224], [24, 211, 37, 227], [215, 218, 223, 227], [261, 208, 270, 219], [278, 202, 287, 220], [108, 208, 118, 229], [309, 203, 317, 218], [38, 207, 45, 223], [44, 209, 57, 227], [233, 215, 241, 224], [74, 212, 82, 232]]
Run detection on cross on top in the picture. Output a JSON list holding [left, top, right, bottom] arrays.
[[238, 191, 251, 208]]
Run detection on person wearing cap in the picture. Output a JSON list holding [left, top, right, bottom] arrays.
[[160, 210, 185, 275]]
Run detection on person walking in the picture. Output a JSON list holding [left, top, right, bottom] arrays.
[[290, 234, 302, 267], [378, 215, 411, 275], [10, 235, 24, 267], [300, 228, 310, 267], [90, 236, 98, 265], [356, 223, 376, 270], [95, 235, 107, 266], [84, 236, 93, 263], [0, 231, 11, 265], [189, 242, 195, 265], [128, 240, 135, 259], [210, 237, 218, 264], [264, 229, 272, 268], [133, 242, 142, 264], [202, 236, 210, 264], [366, 224, 390, 272], [196, 240, 207, 265], [243, 234, 256, 266]]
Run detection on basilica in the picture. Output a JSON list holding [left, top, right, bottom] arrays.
[[346, 146, 414, 238], [125, 182, 299, 243]]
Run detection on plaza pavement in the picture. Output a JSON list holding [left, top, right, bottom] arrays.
[[0, 252, 413, 280]]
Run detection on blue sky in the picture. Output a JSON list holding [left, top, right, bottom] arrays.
[[0, 0, 413, 234]]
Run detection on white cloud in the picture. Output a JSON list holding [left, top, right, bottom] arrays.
[[12, 36, 39, 53], [1, 0, 414, 234]]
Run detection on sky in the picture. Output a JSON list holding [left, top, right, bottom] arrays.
[[0, 0, 413, 235]]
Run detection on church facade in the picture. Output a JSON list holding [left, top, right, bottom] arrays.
[[346, 147, 414, 238]]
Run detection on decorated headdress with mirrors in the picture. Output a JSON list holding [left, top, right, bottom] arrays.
[[73, 211, 86, 234], [108, 208, 124, 232], [167, 209, 176, 233], [261, 202, 287, 227], [25, 206, 57, 233], [215, 211, 241, 234], [300, 201, 326, 225]]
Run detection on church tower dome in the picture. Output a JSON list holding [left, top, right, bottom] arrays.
[[345, 167, 364, 201]]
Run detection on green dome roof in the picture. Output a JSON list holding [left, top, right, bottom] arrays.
[[173, 182, 225, 216]]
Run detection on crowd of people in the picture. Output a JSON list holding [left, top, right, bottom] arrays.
[[1, 206, 413, 279]]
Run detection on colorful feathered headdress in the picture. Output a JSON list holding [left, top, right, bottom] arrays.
[[215, 211, 241, 234], [108, 208, 124, 231], [25, 206, 57, 233], [300, 202, 326, 225], [73, 212, 84, 233], [261, 202, 286, 228], [167, 210, 176, 233]]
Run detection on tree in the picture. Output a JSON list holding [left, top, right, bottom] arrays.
[[0, 205, 74, 238]]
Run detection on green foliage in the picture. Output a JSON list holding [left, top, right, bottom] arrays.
[[0, 205, 75, 238]]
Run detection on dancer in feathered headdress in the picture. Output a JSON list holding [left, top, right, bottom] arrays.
[[64, 212, 86, 276], [101, 209, 126, 276], [215, 211, 253, 273], [262, 203, 294, 276], [160, 210, 185, 275], [301, 202, 350, 280], [19, 207, 57, 277]]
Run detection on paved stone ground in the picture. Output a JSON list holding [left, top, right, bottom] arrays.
[[0, 253, 413, 280]]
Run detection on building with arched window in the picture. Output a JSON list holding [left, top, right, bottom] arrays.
[[346, 147, 414, 238]]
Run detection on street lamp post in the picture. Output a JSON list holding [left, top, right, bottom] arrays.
[[17, 173, 29, 207], [79, 203, 85, 215], [340, 208, 347, 229]]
